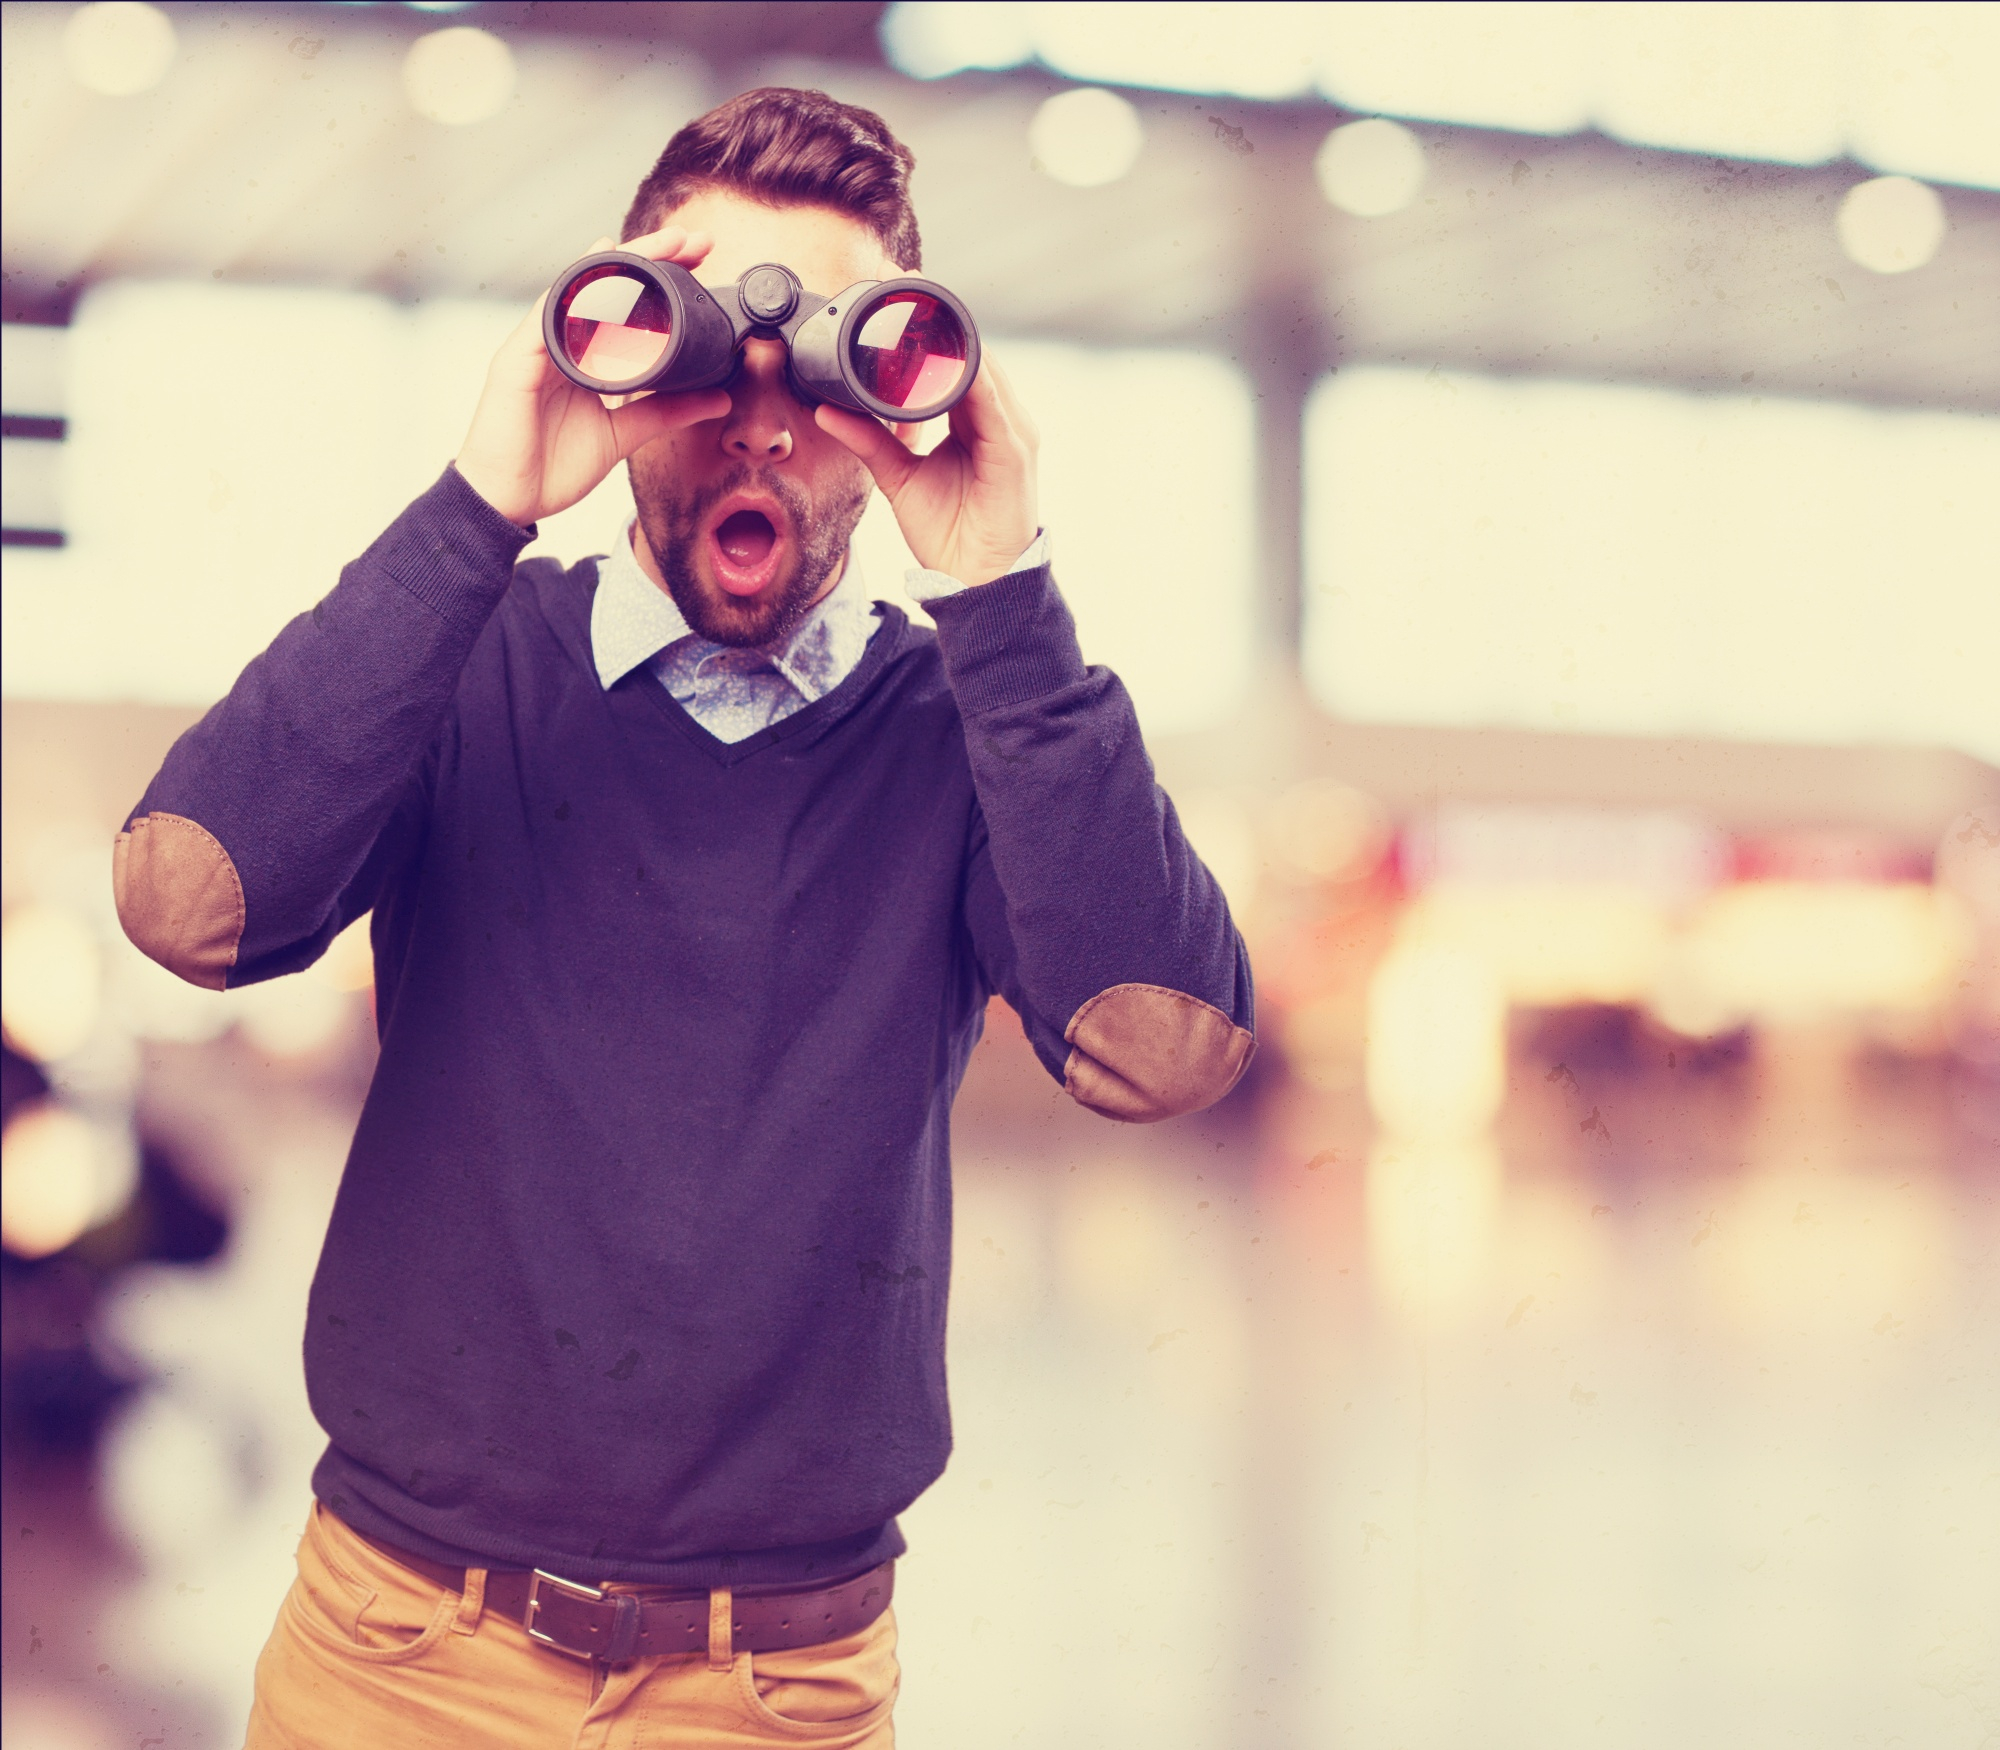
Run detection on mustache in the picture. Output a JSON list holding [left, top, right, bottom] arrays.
[[669, 462, 812, 536]]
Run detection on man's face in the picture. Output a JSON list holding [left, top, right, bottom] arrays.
[[625, 189, 898, 647]]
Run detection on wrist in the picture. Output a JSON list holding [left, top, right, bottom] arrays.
[[960, 526, 1042, 587], [450, 454, 537, 532], [907, 530, 1047, 604]]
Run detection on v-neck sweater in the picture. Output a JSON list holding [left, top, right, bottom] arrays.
[[119, 466, 1255, 1588]]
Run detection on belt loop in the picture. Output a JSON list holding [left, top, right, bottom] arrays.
[[603, 1592, 642, 1667], [453, 1567, 486, 1635], [707, 1585, 733, 1671]]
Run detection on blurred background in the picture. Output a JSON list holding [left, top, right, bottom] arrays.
[[3, 3, 1997, 1746]]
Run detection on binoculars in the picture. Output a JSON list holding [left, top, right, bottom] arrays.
[[542, 252, 981, 422]]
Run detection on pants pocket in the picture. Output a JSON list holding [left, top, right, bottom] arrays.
[[284, 1503, 460, 1665], [737, 1607, 899, 1735]]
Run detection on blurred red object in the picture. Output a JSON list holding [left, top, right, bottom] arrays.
[[1732, 828, 1929, 884]]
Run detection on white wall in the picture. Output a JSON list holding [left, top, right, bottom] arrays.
[[1304, 366, 2000, 760]]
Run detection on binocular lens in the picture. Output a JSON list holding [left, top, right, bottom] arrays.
[[848, 291, 971, 415], [558, 265, 673, 385]]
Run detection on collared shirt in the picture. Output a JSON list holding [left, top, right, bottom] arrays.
[[590, 525, 882, 744], [589, 524, 1049, 743]]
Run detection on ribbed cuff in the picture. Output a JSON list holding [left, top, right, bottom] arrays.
[[925, 565, 1088, 716], [364, 465, 537, 630]]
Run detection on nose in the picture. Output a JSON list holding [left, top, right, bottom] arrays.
[[719, 338, 795, 463]]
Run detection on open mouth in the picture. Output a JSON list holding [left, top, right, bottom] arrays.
[[708, 503, 785, 598]]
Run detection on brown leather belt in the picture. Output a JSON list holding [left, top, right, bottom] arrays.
[[346, 1521, 892, 1665]]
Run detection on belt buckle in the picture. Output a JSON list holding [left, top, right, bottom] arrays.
[[523, 1568, 605, 1659]]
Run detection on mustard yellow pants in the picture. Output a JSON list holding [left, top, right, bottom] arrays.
[[244, 1504, 898, 1749]]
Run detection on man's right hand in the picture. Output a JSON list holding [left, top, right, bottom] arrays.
[[452, 225, 732, 529]]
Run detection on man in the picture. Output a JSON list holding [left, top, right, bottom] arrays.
[[115, 88, 1254, 1747]]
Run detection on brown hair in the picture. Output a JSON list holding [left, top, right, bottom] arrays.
[[622, 87, 922, 270]]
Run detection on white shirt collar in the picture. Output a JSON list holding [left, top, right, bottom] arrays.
[[589, 521, 875, 697]]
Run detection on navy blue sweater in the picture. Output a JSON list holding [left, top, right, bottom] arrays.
[[116, 467, 1254, 1587]]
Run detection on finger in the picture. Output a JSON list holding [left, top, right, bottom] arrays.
[[506, 289, 550, 350], [814, 403, 922, 494], [485, 289, 562, 385], [983, 354, 1040, 453], [944, 360, 1017, 455], [608, 387, 732, 459], [618, 224, 714, 269], [889, 417, 945, 458]]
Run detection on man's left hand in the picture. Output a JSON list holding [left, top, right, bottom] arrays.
[[814, 356, 1039, 587]]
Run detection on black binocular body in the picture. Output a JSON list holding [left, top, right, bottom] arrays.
[[542, 252, 981, 422]]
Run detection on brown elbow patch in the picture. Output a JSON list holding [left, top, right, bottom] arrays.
[[1062, 983, 1255, 1124], [113, 813, 245, 991]]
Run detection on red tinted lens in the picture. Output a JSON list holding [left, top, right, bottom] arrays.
[[559, 266, 672, 383], [848, 291, 968, 412]]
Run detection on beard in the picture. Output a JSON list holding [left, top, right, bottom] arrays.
[[629, 457, 870, 650]]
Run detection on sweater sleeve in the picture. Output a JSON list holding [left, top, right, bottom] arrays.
[[932, 566, 1256, 1123], [113, 466, 533, 989]]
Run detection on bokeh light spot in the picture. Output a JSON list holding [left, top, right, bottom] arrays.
[[1836, 175, 1946, 275], [2, 903, 104, 1063], [1, 1103, 135, 1259], [1029, 87, 1144, 187], [1366, 939, 1507, 1141], [63, 1, 176, 97], [402, 25, 516, 127], [1315, 117, 1426, 217]]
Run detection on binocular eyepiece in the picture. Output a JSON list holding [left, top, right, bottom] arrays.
[[542, 252, 981, 422]]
